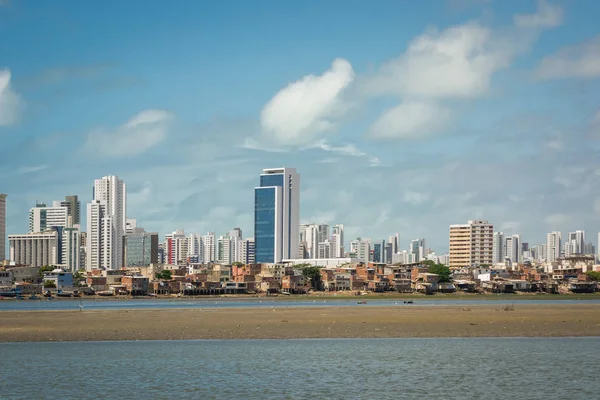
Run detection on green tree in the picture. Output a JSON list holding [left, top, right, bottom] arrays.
[[38, 265, 56, 277], [156, 270, 172, 280], [302, 266, 323, 290], [586, 271, 600, 281], [43, 281, 57, 288], [428, 264, 451, 283]]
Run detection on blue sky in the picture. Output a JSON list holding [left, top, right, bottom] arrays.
[[1, 0, 600, 252]]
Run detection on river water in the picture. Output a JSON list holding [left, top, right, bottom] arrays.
[[1, 297, 599, 311], [1, 337, 598, 399]]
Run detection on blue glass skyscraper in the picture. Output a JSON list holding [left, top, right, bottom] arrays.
[[254, 168, 300, 263]]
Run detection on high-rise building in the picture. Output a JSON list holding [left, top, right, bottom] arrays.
[[242, 238, 255, 264], [0, 194, 6, 261], [331, 224, 344, 258], [125, 231, 158, 267], [202, 232, 216, 263], [62, 226, 81, 271], [86, 176, 127, 270], [254, 167, 300, 263], [449, 220, 493, 268], [388, 234, 399, 254], [62, 195, 81, 225], [546, 231, 561, 262], [29, 203, 68, 233], [566, 230, 585, 255], [504, 234, 521, 269], [492, 232, 504, 264], [164, 229, 186, 265], [410, 238, 425, 263]]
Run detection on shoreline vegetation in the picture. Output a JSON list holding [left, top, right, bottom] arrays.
[[2, 304, 600, 342]]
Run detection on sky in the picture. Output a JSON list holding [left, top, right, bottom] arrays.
[[1, 0, 600, 253]]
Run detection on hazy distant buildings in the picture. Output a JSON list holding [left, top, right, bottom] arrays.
[[449, 220, 493, 268], [504, 234, 521, 269], [331, 224, 344, 258], [410, 238, 425, 263], [492, 232, 504, 264], [254, 167, 299, 263]]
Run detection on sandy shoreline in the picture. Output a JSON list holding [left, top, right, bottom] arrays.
[[2, 304, 600, 342]]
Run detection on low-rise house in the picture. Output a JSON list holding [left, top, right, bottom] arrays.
[[0, 270, 12, 287], [281, 275, 305, 294], [121, 275, 149, 295], [43, 269, 73, 293], [223, 281, 247, 294], [509, 280, 532, 292], [86, 276, 107, 292]]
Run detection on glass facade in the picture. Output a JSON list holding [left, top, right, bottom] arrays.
[[125, 232, 158, 267], [260, 174, 284, 187], [254, 187, 276, 263]]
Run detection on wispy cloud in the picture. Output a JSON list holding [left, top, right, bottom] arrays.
[[17, 165, 49, 174], [536, 36, 600, 79], [81, 109, 174, 157]]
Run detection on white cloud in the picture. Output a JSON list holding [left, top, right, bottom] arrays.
[[0, 69, 24, 126], [82, 109, 173, 157], [514, 0, 563, 29], [368, 101, 451, 139], [363, 23, 511, 99], [536, 36, 600, 79], [259, 58, 354, 146], [368, 157, 381, 167]]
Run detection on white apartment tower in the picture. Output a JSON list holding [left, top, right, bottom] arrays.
[[504, 234, 521, 269], [202, 232, 216, 263], [86, 176, 127, 270], [546, 231, 561, 262], [331, 224, 344, 258], [492, 232, 505, 264], [0, 194, 6, 261]]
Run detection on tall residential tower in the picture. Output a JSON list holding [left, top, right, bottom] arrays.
[[0, 194, 6, 261]]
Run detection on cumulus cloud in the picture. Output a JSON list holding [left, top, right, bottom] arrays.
[[0, 69, 24, 126], [368, 101, 451, 139], [82, 109, 173, 157], [364, 23, 511, 99], [259, 58, 355, 146], [514, 0, 563, 29], [536, 36, 600, 79]]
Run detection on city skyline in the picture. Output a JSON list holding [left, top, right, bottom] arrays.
[[1, 1, 600, 252]]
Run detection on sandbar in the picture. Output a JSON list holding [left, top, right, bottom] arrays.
[[1, 304, 599, 342]]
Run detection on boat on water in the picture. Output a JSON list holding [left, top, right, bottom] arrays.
[[357, 300, 367, 304], [56, 292, 73, 298], [403, 300, 414, 304], [97, 291, 115, 297]]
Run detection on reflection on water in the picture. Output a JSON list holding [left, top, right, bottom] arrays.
[[1, 337, 598, 400]]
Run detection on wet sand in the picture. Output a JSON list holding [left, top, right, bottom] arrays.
[[2, 304, 599, 342]]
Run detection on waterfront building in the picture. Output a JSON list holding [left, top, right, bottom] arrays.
[[254, 167, 300, 263], [164, 229, 187, 264], [9, 231, 59, 268], [0, 193, 6, 261], [449, 220, 493, 268]]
